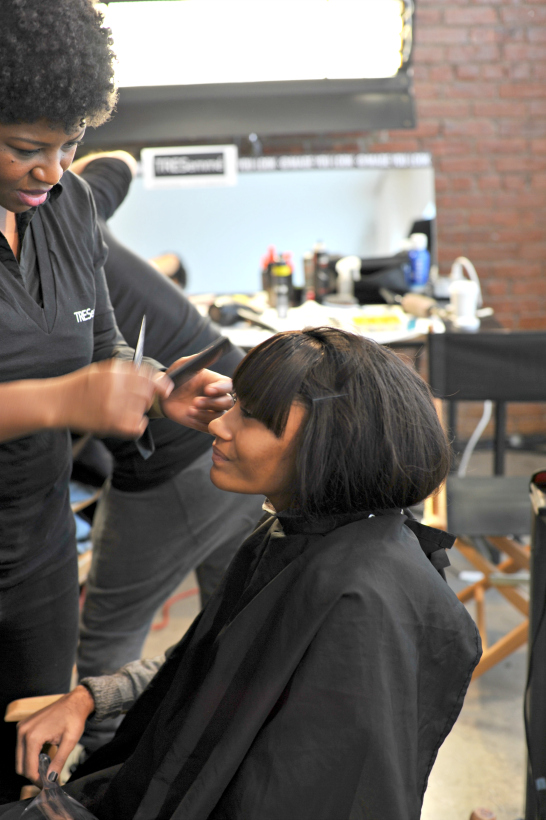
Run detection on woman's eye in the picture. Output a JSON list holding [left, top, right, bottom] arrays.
[[15, 148, 39, 157], [64, 141, 84, 152], [231, 393, 253, 419]]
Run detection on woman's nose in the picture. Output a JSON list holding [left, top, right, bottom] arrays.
[[208, 409, 234, 439], [32, 156, 64, 186]]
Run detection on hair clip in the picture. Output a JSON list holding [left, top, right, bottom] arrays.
[[311, 393, 348, 402]]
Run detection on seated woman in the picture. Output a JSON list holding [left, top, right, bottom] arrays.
[[12, 328, 481, 820]]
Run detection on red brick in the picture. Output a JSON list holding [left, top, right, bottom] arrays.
[[532, 139, 546, 153], [477, 138, 528, 154], [405, 121, 441, 138], [518, 316, 546, 330], [509, 192, 546, 208], [448, 191, 545, 209], [448, 175, 476, 191], [470, 27, 504, 44], [474, 100, 528, 118], [499, 120, 546, 139], [501, 7, 546, 24], [500, 27, 527, 44], [445, 7, 498, 24], [500, 83, 546, 98], [503, 175, 528, 190], [413, 65, 430, 82], [496, 228, 546, 243], [528, 28, 546, 43], [447, 44, 502, 62], [439, 157, 493, 173], [468, 210, 527, 227], [446, 82, 501, 98], [508, 63, 532, 81], [489, 261, 542, 278], [532, 174, 546, 189], [456, 64, 481, 80], [417, 8, 443, 25], [478, 175, 502, 189], [485, 280, 509, 296], [514, 298, 546, 313], [428, 139, 470, 156], [428, 65, 456, 82], [533, 63, 546, 80], [481, 64, 508, 80], [412, 83, 442, 99], [437, 193, 501, 210], [371, 139, 422, 152], [495, 157, 546, 172], [418, 27, 470, 45], [418, 100, 471, 118], [504, 44, 546, 61], [444, 119, 497, 137], [530, 101, 546, 116], [514, 278, 546, 295], [520, 243, 546, 259], [413, 45, 446, 63]]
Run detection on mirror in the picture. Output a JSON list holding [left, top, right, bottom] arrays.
[[109, 153, 435, 295]]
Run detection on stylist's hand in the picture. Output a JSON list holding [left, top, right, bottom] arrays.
[[160, 358, 233, 433], [58, 360, 173, 438], [16, 686, 95, 786]]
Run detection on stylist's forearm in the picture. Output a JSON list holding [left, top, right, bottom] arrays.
[[0, 378, 69, 442]]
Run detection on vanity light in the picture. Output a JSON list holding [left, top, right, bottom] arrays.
[[97, 0, 410, 88]]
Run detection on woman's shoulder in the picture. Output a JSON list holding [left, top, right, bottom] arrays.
[[301, 512, 454, 606]]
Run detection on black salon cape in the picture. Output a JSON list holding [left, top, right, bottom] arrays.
[[65, 510, 479, 819]]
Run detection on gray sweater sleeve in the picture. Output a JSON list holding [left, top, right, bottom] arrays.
[[80, 654, 166, 721]]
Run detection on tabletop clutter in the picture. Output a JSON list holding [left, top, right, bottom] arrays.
[[202, 241, 492, 347]]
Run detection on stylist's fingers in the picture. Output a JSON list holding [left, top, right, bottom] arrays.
[[60, 360, 170, 438], [161, 370, 233, 430], [153, 370, 175, 400]]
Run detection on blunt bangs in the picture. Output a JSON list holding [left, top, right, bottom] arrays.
[[232, 332, 322, 437]]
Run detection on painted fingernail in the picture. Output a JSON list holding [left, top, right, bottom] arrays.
[[48, 771, 58, 782]]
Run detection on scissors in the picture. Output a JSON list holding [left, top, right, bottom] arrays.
[[133, 315, 155, 460], [133, 315, 146, 369]]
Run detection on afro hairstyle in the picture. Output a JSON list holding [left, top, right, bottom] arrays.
[[0, 0, 117, 131]]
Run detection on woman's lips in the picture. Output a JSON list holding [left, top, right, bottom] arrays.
[[16, 189, 50, 207], [211, 445, 230, 464]]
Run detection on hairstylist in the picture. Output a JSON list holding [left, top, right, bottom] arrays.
[[0, 0, 231, 801]]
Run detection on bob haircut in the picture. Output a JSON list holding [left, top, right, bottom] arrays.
[[0, 0, 116, 131], [233, 327, 451, 521]]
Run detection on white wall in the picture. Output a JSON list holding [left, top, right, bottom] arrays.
[[109, 166, 435, 294]]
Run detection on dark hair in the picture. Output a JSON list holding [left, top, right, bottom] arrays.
[[0, 0, 117, 130], [233, 327, 450, 520]]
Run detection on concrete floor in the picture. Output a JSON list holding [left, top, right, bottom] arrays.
[[140, 446, 545, 820]]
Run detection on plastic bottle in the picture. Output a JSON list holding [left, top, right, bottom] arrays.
[[406, 233, 430, 293]]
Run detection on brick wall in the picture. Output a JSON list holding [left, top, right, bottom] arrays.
[[401, 0, 546, 331]]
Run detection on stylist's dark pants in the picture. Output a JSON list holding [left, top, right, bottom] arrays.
[[0, 551, 79, 802]]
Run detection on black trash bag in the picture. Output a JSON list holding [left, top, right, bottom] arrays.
[[2, 755, 98, 820]]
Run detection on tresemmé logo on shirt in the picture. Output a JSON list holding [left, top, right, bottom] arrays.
[[74, 308, 95, 323]]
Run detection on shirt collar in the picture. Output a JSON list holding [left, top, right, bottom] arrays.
[[15, 180, 63, 232]]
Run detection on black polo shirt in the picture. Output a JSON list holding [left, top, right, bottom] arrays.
[[0, 172, 132, 586]]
